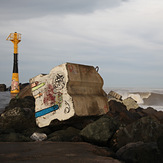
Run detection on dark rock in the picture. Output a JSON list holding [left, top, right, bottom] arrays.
[[0, 132, 31, 142], [108, 100, 127, 113], [131, 107, 163, 124], [49, 116, 100, 131], [0, 84, 6, 91], [80, 116, 119, 145], [108, 100, 141, 124], [157, 136, 163, 154], [17, 84, 32, 98], [116, 142, 162, 163], [5, 96, 35, 111], [48, 127, 81, 142], [0, 106, 36, 132], [153, 111, 163, 124], [92, 146, 117, 158], [19, 83, 30, 90], [110, 116, 163, 151], [129, 107, 146, 117]]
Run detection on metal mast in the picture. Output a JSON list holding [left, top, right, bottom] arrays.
[[6, 32, 21, 94]]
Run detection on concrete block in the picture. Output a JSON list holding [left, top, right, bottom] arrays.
[[30, 63, 108, 127]]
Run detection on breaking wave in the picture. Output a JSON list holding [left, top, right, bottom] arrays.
[[104, 88, 163, 111]]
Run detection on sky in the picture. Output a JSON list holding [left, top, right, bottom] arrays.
[[0, 0, 163, 88]]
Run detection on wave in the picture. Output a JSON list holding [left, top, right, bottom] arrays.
[[104, 88, 163, 111]]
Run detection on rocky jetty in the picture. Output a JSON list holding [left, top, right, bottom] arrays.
[[0, 89, 163, 162]]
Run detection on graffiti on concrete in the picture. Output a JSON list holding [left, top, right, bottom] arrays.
[[30, 67, 75, 127], [53, 73, 65, 90], [43, 84, 63, 107], [31, 82, 45, 92], [30, 63, 108, 128], [64, 101, 70, 114], [34, 92, 43, 99], [35, 105, 59, 118], [67, 64, 78, 74]]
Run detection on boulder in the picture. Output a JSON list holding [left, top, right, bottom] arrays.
[[110, 116, 163, 151], [0, 106, 36, 132], [116, 142, 162, 163], [108, 100, 141, 124], [157, 136, 163, 154], [17, 84, 32, 98], [0, 96, 36, 132], [80, 116, 119, 145], [0, 132, 31, 142], [122, 97, 139, 111], [0, 84, 6, 91], [5, 96, 35, 111], [30, 63, 108, 127], [48, 127, 81, 142], [130, 107, 163, 124]]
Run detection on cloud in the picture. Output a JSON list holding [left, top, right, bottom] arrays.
[[1, 0, 163, 88], [0, 0, 125, 20]]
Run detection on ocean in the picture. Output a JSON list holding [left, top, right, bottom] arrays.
[[0, 88, 163, 113], [0, 91, 11, 113], [105, 87, 163, 112]]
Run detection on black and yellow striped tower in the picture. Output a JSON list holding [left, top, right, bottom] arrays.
[[6, 32, 21, 94]]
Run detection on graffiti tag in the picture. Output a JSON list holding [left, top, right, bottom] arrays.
[[54, 74, 65, 90]]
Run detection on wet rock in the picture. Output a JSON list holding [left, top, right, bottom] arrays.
[[122, 97, 139, 111], [0, 106, 36, 132], [48, 127, 81, 142], [108, 100, 141, 124], [17, 84, 32, 98], [130, 107, 163, 124], [116, 142, 162, 163], [80, 116, 119, 145], [157, 136, 163, 154], [0, 84, 6, 91], [0, 132, 31, 142], [49, 116, 100, 131], [110, 116, 163, 151], [5, 96, 35, 111]]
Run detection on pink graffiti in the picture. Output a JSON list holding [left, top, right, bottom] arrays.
[[44, 84, 56, 106], [43, 84, 63, 107]]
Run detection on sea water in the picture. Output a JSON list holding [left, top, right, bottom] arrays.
[[0, 88, 163, 114], [0, 91, 11, 113], [104, 87, 163, 112]]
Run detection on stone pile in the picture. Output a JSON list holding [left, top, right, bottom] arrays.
[[0, 92, 163, 162]]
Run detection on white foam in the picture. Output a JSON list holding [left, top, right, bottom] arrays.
[[128, 94, 144, 104]]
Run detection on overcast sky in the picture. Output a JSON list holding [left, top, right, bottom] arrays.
[[0, 0, 163, 88]]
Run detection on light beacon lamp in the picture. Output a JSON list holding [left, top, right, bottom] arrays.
[[6, 32, 21, 94]]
